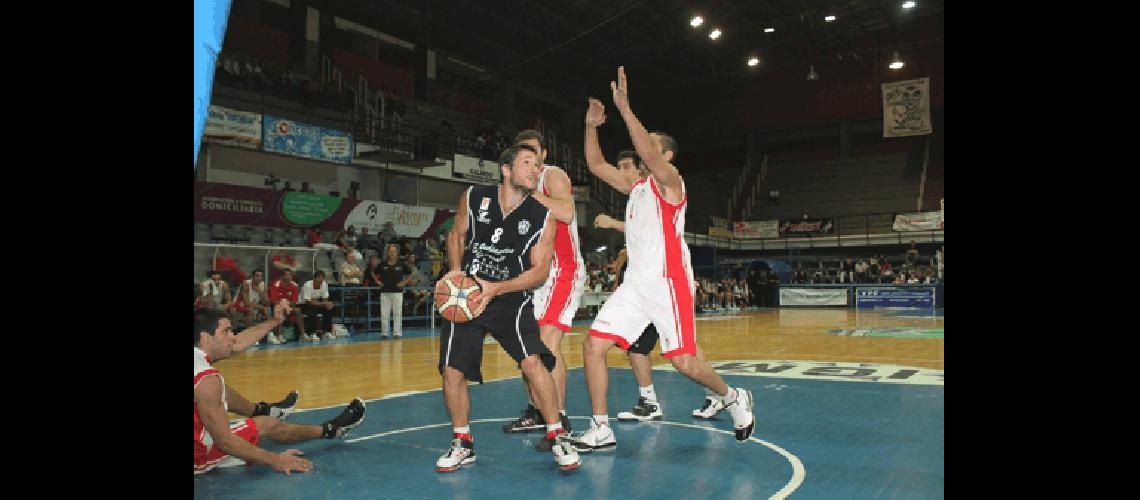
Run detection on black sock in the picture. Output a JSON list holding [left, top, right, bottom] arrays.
[[322, 421, 336, 439], [252, 402, 270, 417]]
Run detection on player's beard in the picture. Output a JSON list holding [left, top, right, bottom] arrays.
[[511, 178, 534, 197]]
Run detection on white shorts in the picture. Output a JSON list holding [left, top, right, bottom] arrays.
[[532, 263, 587, 332], [588, 275, 697, 358]]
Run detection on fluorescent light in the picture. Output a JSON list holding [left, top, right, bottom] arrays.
[[889, 51, 904, 69], [748, 57, 759, 67], [764, 28, 775, 33], [709, 28, 722, 40], [903, 1, 916, 8], [691, 16, 704, 27], [825, 15, 836, 22]]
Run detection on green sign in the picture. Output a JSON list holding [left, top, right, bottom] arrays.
[[281, 192, 342, 225], [829, 327, 944, 339]]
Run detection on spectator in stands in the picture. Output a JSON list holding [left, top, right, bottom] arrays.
[[299, 270, 337, 342], [840, 258, 854, 284], [868, 257, 881, 284], [269, 269, 305, 341], [339, 252, 365, 332], [766, 271, 781, 306], [854, 259, 868, 283], [694, 279, 706, 312], [377, 244, 412, 339], [198, 270, 235, 312], [793, 266, 808, 284], [340, 252, 363, 286], [337, 226, 362, 262], [802, 209, 809, 220], [283, 181, 296, 192], [357, 227, 379, 257], [768, 189, 780, 206], [306, 226, 322, 247], [905, 241, 919, 270], [881, 259, 894, 282], [746, 267, 762, 307], [380, 221, 398, 244], [300, 182, 314, 193], [405, 254, 432, 315], [413, 240, 431, 275], [213, 248, 245, 287], [271, 249, 301, 284], [364, 254, 383, 288], [233, 270, 278, 343]]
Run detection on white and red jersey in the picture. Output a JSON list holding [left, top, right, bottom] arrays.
[[233, 279, 264, 306], [194, 347, 227, 470], [531, 165, 587, 332], [623, 175, 694, 286], [536, 165, 585, 278]]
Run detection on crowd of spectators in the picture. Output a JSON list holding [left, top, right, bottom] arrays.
[[215, 52, 349, 110]]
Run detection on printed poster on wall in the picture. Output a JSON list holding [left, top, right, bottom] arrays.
[[203, 105, 262, 149], [882, 77, 933, 137], [262, 114, 354, 164], [452, 154, 501, 184], [733, 220, 779, 239]]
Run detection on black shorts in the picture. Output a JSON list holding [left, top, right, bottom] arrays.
[[438, 294, 554, 383], [626, 323, 659, 356]]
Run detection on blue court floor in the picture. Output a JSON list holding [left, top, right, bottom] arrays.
[[194, 366, 944, 499]]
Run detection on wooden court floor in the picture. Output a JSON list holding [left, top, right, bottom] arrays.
[[216, 309, 944, 412]]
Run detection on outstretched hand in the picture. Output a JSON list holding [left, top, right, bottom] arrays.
[[610, 66, 629, 111], [585, 98, 607, 126]]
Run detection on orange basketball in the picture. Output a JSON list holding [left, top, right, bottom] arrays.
[[434, 273, 483, 324]]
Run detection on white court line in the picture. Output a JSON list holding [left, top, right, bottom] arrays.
[[339, 416, 804, 500]]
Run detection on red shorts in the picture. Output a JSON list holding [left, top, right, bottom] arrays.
[[532, 265, 587, 333], [194, 418, 260, 474]]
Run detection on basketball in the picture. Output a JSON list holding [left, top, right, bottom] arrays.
[[434, 273, 482, 323]]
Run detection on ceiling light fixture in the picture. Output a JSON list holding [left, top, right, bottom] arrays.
[[807, 65, 819, 80], [748, 57, 759, 67], [709, 28, 722, 40], [825, 15, 836, 22], [691, 16, 704, 27], [889, 51, 905, 69]]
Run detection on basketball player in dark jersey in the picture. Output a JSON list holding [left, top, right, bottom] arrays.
[[434, 144, 581, 473]]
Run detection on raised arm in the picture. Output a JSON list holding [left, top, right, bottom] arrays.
[[611, 66, 683, 201], [584, 98, 635, 194], [530, 166, 576, 223], [233, 299, 288, 351]]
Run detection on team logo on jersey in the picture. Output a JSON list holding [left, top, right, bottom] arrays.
[[518, 220, 531, 235], [491, 227, 504, 243], [477, 197, 492, 224]]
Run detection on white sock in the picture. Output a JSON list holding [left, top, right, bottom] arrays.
[[592, 415, 609, 427], [546, 422, 563, 434], [453, 426, 470, 435], [724, 387, 738, 404], [559, 409, 567, 416], [705, 387, 721, 399], [639, 384, 658, 401]]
